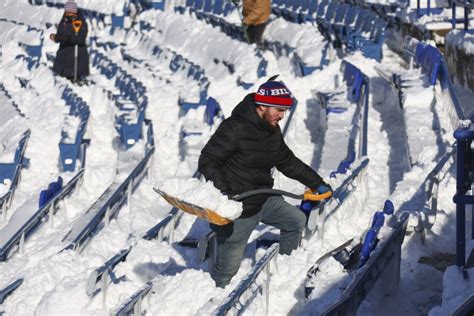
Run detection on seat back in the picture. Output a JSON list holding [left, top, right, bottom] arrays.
[[343, 61, 365, 103], [422, 45, 443, 85]]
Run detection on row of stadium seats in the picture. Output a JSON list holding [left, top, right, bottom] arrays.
[[312, 60, 369, 178], [59, 87, 90, 172], [273, 0, 387, 61], [176, 0, 236, 17], [90, 49, 148, 149]]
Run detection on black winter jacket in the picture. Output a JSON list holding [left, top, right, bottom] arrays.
[[52, 12, 90, 78], [198, 93, 325, 218]]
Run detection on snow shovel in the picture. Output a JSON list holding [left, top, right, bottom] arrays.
[[72, 20, 83, 83], [154, 187, 332, 226]]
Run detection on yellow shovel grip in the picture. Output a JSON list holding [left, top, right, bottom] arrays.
[[303, 190, 332, 201]]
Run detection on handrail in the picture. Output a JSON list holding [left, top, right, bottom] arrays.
[[0, 169, 85, 261], [212, 243, 280, 316], [453, 122, 474, 268], [402, 36, 465, 129], [61, 146, 155, 253], [114, 281, 153, 315], [0, 130, 31, 219], [451, 0, 473, 31], [321, 212, 410, 315], [0, 279, 23, 304], [452, 293, 474, 316]]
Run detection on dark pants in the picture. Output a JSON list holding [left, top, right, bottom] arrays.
[[246, 22, 267, 45], [210, 196, 306, 288]]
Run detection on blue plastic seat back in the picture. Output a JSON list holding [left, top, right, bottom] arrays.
[[223, 2, 233, 15], [213, 0, 224, 14], [0, 164, 16, 185], [203, 0, 213, 12], [292, 0, 302, 11], [334, 3, 350, 23], [353, 9, 370, 30], [343, 62, 364, 103], [300, 0, 310, 11], [316, 0, 329, 18], [186, 0, 194, 6], [307, 0, 318, 15], [204, 97, 221, 125], [422, 45, 442, 85], [274, 0, 285, 7], [38, 177, 63, 208], [324, 2, 339, 22], [415, 42, 427, 67], [194, 0, 204, 10], [343, 6, 359, 26]]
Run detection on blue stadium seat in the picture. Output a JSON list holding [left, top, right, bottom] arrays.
[[421, 45, 442, 86], [204, 97, 223, 125], [38, 177, 63, 208], [213, 0, 224, 15], [179, 80, 209, 114], [0, 164, 16, 186]]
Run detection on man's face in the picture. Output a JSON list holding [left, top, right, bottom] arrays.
[[259, 106, 288, 127]]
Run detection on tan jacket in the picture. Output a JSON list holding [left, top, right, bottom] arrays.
[[242, 0, 271, 26]]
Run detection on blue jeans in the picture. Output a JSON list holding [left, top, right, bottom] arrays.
[[210, 196, 306, 288]]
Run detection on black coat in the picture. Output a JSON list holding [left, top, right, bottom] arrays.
[[52, 12, 90, 78], [198, 93, 325, 218]]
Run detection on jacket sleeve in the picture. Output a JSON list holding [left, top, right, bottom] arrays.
[[275, 139, 325, 189], [55, 20, 88, 45], [242, 0, 266, 25], [198, 120, 238, 194]]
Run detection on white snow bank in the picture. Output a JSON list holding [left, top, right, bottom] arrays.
[[158, 177, 243, 220], [265, 18, 327, 65], [0, 197, 37, 249], [429, 266, 474, 315], [447, 30, 474, 55]]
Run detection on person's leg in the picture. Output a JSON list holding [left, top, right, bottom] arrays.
[[210, 216, 258, 288], [252, 22, 267, 46], [245, 24, 257, 44], [259, 196, 306, 255], [245, 23, 266, 45]]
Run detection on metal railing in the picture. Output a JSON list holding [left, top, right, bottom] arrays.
[[61, 122, 155, 253], [451, 0, 473, 31], [212, 243, 280, 316], [321, 212, 410, 315], [0, 130, 30, 221], [0, 279, 23, 304], [0, 169, 85, 261], [453, 122, 474, 269]]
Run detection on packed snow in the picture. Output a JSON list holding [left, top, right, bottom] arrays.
[[157, 177, 243, 220]]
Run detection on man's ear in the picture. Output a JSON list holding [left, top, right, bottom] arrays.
[[255, 105, 266, 116]]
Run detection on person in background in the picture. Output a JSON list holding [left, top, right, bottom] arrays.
[[198, 75, 332, 288], [242, 0, 271, 47], [50, 0, 89, 84]]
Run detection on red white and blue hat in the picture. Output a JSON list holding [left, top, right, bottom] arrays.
[[254, 76, 293, 108], [65, 0, 78, 14]]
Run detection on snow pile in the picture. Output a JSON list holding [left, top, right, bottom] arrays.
[[0, 0, 63, 31], [300, 256, 352, 315], [265, 18, 327, 65], [0, 91, 28, 164], [143, 10, 265, 83], [0, 21, 42, 47], [429, 266, 474, 315], [447, 30, 474, 55], [158, 177, 243, 220], [60, 115, 80, 144]]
